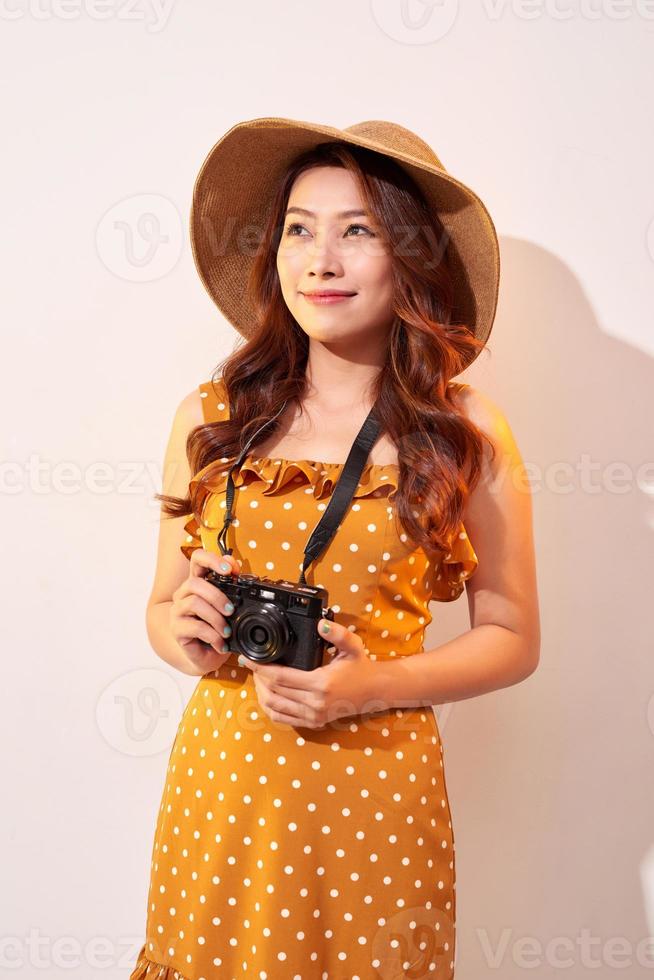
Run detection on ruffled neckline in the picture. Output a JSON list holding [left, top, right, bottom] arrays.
[[238, 452, 399, 498], [188, 451, 399, 532], [244, 451, 399, 471]]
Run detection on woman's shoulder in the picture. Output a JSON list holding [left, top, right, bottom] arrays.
[[170, 387, 204, 434], [448, 382, 512, 444], [174, 377, 228, 430]]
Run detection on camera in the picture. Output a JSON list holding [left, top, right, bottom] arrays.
[[205, 570, 335, 670]]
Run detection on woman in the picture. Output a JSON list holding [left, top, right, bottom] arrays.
[[130, 117, 540, 979]]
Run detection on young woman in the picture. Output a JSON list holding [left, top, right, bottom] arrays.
[[130, 117, 540, 980]]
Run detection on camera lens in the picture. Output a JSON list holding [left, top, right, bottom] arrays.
[[251, 625, 268, 645], [235, 603, 291, 663]]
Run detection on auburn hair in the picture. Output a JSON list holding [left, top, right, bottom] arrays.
[[156, 140, 495, 560]]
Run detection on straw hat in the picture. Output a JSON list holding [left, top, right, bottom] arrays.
[[190, 116, 500, 364]]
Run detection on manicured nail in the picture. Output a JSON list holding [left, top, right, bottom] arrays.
[[219, 561, 230, 572], [237, 654, 247, 666], [223, 624, 232, 637], [320, 620, 330, 634], [225, 601, 234, 614]]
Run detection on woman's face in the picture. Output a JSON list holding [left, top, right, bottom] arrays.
[[275, 166, 395, 345]]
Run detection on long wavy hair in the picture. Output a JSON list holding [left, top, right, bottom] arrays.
[[156, 140, 495, 559]]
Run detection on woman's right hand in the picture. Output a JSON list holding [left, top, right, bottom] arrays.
[[170, 549, 240, 674]]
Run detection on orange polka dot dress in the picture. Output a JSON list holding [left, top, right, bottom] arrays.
[[130, 377, 478, 980]]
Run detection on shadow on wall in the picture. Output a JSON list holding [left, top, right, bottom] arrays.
[[427, 235, 654, 979]]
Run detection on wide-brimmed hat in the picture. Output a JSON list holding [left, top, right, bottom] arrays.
[[190, 116, 500, 364]]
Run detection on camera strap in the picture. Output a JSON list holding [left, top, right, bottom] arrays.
[[217, 398, 384, 584]]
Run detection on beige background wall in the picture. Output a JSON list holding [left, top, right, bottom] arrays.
[[1, 2, 653, 976]]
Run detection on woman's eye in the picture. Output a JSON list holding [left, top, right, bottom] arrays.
[[345, 223, 374, 237], [285, 222, 307, 236]]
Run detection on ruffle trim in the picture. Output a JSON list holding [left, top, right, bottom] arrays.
[[431, 524, 479, 602], [130, 943, 188, 979], [181, 453, 399, 558]]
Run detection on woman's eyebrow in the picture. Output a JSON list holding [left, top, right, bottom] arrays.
[[284, 207, 370, 219]]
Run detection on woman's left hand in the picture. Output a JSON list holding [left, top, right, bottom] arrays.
[[237, 618, 386, 729]]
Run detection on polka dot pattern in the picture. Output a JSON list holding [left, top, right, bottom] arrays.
[[130, 378, 478, 979]]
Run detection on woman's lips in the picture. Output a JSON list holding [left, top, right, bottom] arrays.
[[301, 292, 357, 305]]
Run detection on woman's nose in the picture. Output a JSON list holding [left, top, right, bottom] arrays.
[[304, 229, 344, 275]]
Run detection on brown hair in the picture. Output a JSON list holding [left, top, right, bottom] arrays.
[[157, 140, 495, 559]]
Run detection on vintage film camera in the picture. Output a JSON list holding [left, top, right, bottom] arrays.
[[205, 569, 335, 670]]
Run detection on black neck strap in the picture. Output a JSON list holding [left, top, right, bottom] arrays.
[[217, 399, 383, 584]]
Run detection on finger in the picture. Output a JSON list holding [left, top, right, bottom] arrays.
[[179, 582, 234, 630], [189, 548, 241, 579], [244, 662, 319, 710], [267, 680, 321, 709], [179, 594, 231, 638], [248, 674, 311, 723], [177, 616, 228, 652], [268, 710, 311, 728], [238, 656, 317, 691], [185, 576, 235, 616], [267, 704, 317, 728], [265, 688, 316, 721], [317, 618, 359, 652]]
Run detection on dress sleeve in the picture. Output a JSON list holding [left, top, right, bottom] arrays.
[[430, 522, 479, 602], [180, 378, 229, 560]]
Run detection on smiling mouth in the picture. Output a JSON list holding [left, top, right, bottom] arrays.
[[301, 292, 357, 304]]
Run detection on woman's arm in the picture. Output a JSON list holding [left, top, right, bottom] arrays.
[[371, 385, 541, 709], [145, 388, 212, 676]]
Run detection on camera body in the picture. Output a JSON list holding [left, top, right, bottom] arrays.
[[205, 569, 335, 670]]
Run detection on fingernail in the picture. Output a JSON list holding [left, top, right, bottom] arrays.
[[219, 561, 230, 572], [223, 624, 232, 637], [237, 654, 247, 666], [225, 601, 234, 614], [320, 620, 330, 634]]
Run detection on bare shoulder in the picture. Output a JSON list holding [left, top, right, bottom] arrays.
[[450, 383, 513, 443], [175, 386, 205, 431], [449, 382, 520, 469], [159, 387, 205, 499], [157, 386, 206, 456]]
